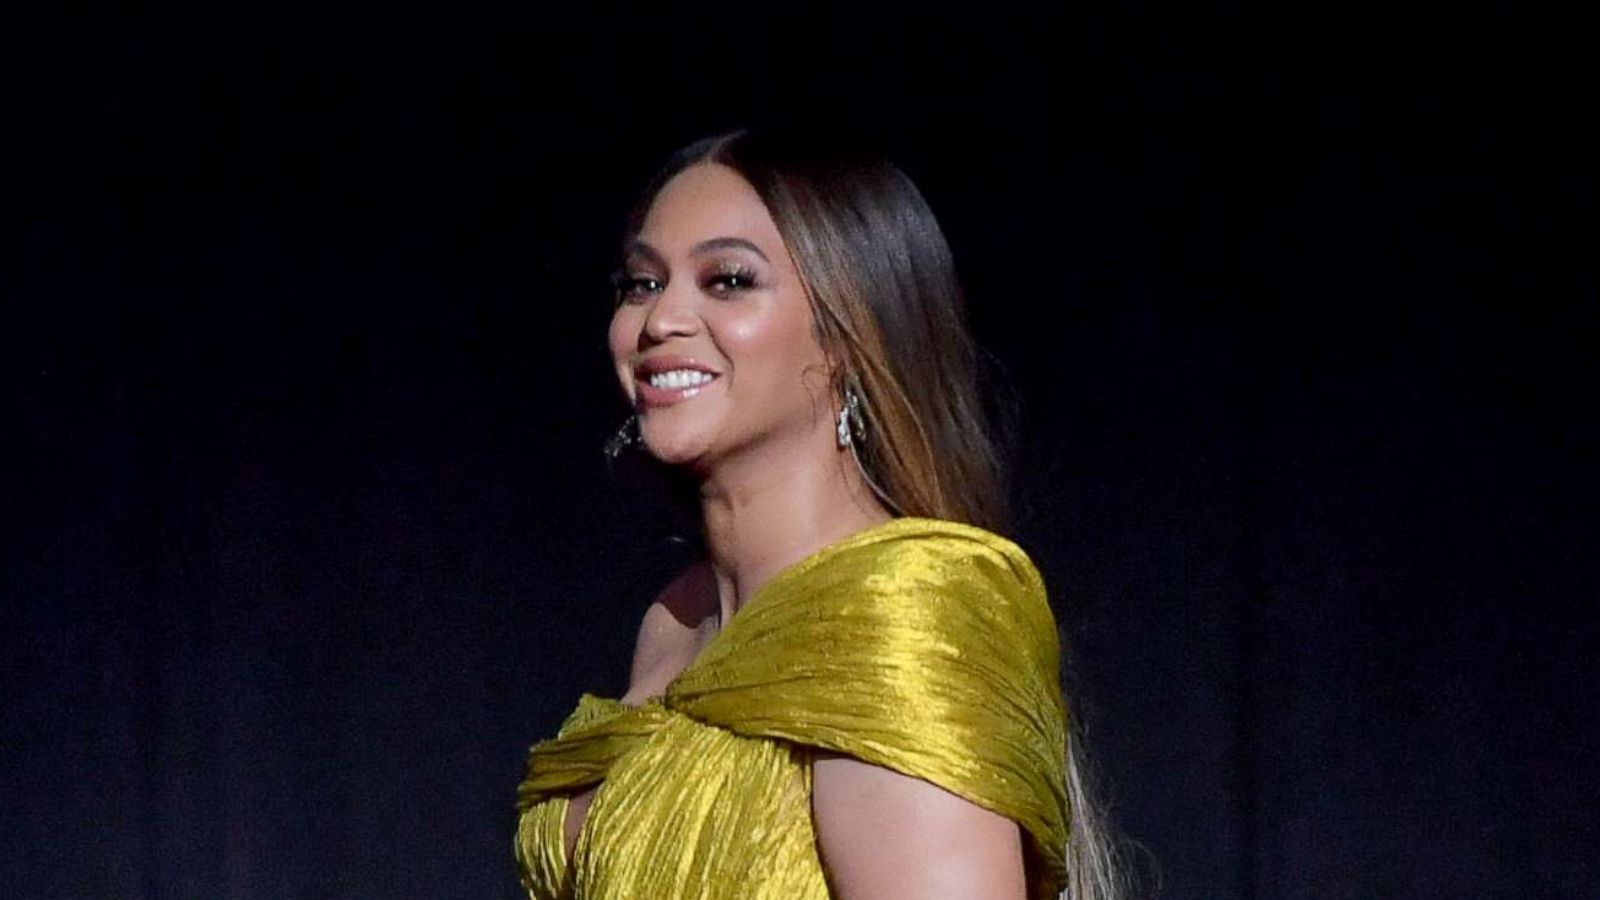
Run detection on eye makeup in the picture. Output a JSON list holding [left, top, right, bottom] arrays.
[[609, 258, 762, 306], [702, 260, 760, 296], [609, 269, 662, 305]]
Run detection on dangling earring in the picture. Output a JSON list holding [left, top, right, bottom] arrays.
[[603, 413, 641, 458], [836, 376, 904, 516], [836, 378, 866, 449]]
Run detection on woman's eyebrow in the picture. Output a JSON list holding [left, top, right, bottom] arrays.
[[623, 240, 666, 267], [690, 236, 770, 263], [625, 236, 772, 265]]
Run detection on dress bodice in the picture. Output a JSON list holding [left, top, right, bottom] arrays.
[[513, 516, 1071, 900]]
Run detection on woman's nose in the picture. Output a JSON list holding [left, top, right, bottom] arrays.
[[640, 281, 700, 342]]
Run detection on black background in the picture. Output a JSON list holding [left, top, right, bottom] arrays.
[[6, 3, 1595, 898]]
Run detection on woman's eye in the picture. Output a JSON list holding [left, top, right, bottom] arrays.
[[706, 269, 757, 295], [612, 275, 662, 304]]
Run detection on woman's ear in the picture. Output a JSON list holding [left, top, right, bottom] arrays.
[[819, 338, 850, 391]]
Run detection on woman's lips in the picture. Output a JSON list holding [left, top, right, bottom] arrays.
[[636, 374, 720, 409]]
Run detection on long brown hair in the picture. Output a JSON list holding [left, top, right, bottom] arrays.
[[618, 129, 1127, 900]]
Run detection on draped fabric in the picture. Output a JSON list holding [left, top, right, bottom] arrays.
[[513, 516, 1070, 899]]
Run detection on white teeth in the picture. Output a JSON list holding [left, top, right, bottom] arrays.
[[648, 369, 715, 390]]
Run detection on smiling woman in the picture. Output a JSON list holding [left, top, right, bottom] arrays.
[[607, 161, 842, 479], [514, 129, 1123, 900]]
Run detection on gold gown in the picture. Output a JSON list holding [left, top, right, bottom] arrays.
[[513, 516, 1070, 899]]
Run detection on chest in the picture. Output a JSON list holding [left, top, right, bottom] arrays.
[[565, 712, 831, 899]]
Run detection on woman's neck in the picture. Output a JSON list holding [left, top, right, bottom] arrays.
[[695, 436, 893, 630]]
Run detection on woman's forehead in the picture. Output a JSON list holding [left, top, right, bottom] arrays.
[[635, 163, 784, 259]]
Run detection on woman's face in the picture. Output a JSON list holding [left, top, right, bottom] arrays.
[[608, 162, 833, 472]]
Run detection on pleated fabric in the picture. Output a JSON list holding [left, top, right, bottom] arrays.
[[513, 516, 1070, 900]]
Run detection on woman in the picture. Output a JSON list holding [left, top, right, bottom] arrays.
[[514, 129, 1120, 899]]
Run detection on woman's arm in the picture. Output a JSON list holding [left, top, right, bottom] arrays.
[[812, 751, 1029, 899]]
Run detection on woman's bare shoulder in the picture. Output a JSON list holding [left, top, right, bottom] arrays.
[[622, 559, 718, 704]]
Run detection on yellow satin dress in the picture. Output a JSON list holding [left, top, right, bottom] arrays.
[[513, 516, 1070, 899]]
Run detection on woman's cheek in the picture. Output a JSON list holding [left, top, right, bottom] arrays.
[[608, 313, 641, 396], [714, 303, 782, 358]]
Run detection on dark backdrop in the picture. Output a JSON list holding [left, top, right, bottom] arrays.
[[6, 4, 1595, 898]]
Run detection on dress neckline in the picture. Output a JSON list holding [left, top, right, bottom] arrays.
[[593, 515, 979, 710], [549, 505, 907, 877], [590, 515, 1038, 711]]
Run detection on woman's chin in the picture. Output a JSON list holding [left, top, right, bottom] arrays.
[[639, 429, 714, 468]]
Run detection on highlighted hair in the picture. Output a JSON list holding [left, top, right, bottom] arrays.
[[621, 128, 1128, 900]]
